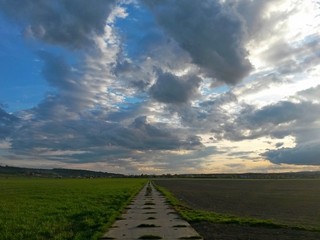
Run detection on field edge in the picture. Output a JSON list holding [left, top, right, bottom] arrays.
[[97, 179, 148, 239], [152, 181, 320, 233]]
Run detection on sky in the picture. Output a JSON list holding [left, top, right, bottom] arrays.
[[0, 0, 320, 174]]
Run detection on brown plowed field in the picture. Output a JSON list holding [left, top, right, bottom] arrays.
[[155, 179, 320, 240]]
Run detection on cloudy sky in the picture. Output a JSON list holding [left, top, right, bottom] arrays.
[[0, 0, 320, 174]]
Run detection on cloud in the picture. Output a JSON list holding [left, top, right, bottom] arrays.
[[142, 0, 252, 84], [128, 146, 218, 173], [38, 51, 72, 89], [35, 51, 100, 114], [263, 141, 320, 165], [0, 107, 19, 139], [239, 101, 320, 128], [227, 151, 254, 157], [25, 9, 127, 118], [10, 112, 202, 162], [0, 0, 116, 49], [229, 100, 319, 142], [0, 0, 126, 114], [296, 85, 320, 102], [237, 0, 320, 78], [150, 71, 201, 104], [1, 0, 319, 173], [235, 0, 287, 41], [225, 88, 320, 166], [2, 0, 202, 169], [261, 36, 320, 75], [165, 91, 237, 135]]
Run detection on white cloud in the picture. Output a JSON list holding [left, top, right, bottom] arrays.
[[0, 0, 320, 173], [0, 139, 11, 149]]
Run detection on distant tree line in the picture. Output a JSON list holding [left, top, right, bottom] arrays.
[[0, 165, 124, 178]]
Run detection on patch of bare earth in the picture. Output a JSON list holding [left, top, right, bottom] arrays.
[[155, 179, 320, 240], [191, 222, 320, 240]]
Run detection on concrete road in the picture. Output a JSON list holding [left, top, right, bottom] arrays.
[[101, 182, 203, 240]]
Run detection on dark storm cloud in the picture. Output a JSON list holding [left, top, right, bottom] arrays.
[[263, 142, 320, 165], [38, 51, 72, 89], [239, 101, 320, 128], [0, 107, 19, 139], [0, 0, 116, 48], [10, 113, 202, 159], [150, 71, 201, 104], [142, 0, 252, 85], [108, 116, 183, 150], [262, 126, 320, 166]]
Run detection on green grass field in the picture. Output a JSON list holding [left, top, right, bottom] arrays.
[[0, 178, 147, 240]]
